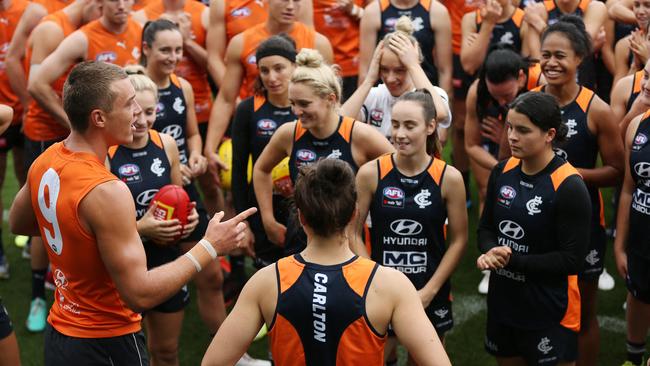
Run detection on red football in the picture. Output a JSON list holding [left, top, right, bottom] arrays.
[[150, 185, 192, 239]]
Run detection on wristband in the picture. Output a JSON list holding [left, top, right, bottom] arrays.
[[184, 252, 202, 272], [199, 238, 218, 260]]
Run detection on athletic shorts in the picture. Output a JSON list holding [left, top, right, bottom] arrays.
[[251, 195, 289, 268], [579, 222, 607, 280], [183, 182, 210, 243], [44, 325, 149, 366], [626, 253, 650, 304], [453, 53, 475, 99], [485, 316, 578, 364], [0, 298, 13, 340], [24, 136, 63, 171], [0, 125, 24, 153], [143, 241, 190, 313]]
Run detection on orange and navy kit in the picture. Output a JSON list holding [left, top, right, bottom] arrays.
[[627, 70, 644, 111], [239, 22, 315, 99], [28, 143, 141, 338], [369, 154, 454, 333], [269, 255, 386, 365], [81, 18, 142, 66], [143, 1, 212, 122], [533, 85, 607, 279], [478, 156, 590, 363], [23, 10, 77, 142], [475, 7, 524, 54]]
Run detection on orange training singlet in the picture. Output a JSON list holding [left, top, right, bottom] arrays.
[[239, 22, 315, 99], [144, 1, 212, 122], [29, 143, 142, 338], [0, 0, 29, 124], [443, 0, 477, 55], [269, 255, 386, 365], [225, 0, 268, 42], [313, 0, 362, 77], [23, 10, 76, 141], [80, 18, 142, 67]]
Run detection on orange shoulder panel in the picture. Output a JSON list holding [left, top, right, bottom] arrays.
[[253, 94, 266, 112], [420, 0, 432, 11], [294, 121, 307, 141], [527, 63, 542, 91], [641, 108, 650, 121], [338, 116, 355, 143], [476, 9, 482, 24], [633, 70, 644, 94], [503, 157, 520, 173], [150, 129, 163, 149], [550, 162, 580, 191], [560, 275, 581, 332], [578, 0, 591, 11], [107, 145, 118, 159], [342, 257, 377, 297], [380, 0, 391, 11], [170, 73, 181, 88], [512, 8, 524, 28], [378, 153, 393, 180], [336, 317, 386, 365], [576, 87, 595, 113], [427, 158, 446, 186], [544, 0, 556, 11], [531, 85, 544, 93], [276, 256, 304, 294], [269, 314, 306, 366]]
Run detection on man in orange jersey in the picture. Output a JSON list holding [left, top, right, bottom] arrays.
[[313, 0, 367, 101], [205, 0, 313, 88], [0, 0, 29, 282], [19, 0, 100, 334], [28, 0, 142, 129], [202, 159, 451, 366], [10, 61, 256, 365], [203, 0, 332, 175], [5, 0, 70, 117]]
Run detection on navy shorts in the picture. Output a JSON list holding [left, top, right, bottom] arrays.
[[485, 316, 578, 365], [579, 222, 606, 280], [626, 253, 650, 304], [0, 125, 24, 153]]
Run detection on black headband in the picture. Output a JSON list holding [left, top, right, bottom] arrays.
[[256, 47, 297, 64]]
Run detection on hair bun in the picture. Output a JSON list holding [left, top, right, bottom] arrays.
[[124, 64, 146, 75], [295, 48, 324, 68], [395, 16, 415, 36]]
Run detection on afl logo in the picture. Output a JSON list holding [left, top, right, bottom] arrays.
[[499, 220, 525, 240], [635, 162, 650, 178], [257, 119, 277, 131], [247, 54, 257, 65], [635, 133, 648, 146], [296, 149, 316, 162], [499, 185, 516, 200], [385, 17, 398, 29], [118, 164, 140, 177], [383, 187, 405, 200], [162, 124, 183, 139], [136, 189, 159, 206], [390, 219, 422, 236], [156, 102, 165, 113], [370, 109, 383, 122], [95, 51, 117, 63], [231, 7, 251, 17]]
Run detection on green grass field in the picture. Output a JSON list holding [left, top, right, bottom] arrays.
[[0, 148, 639, 365]]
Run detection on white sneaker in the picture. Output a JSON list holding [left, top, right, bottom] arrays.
[[598, 268, 615, 291], [0, 256, 9, 280], [236, 353, 271, 366], [478, 270, 490, 295]]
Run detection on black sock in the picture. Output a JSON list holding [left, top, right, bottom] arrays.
[[32, 269, 46, 300], [626, 340, 645, 365]]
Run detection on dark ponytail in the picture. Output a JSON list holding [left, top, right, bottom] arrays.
[[396, 88, 441, 158]]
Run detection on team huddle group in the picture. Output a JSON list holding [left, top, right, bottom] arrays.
[[0, 0, 647, 364]]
